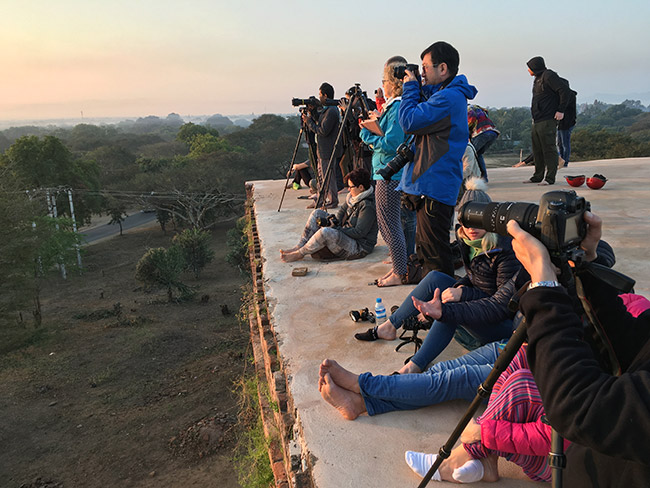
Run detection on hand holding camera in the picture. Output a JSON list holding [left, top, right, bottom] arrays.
[[316, 214, 339, 228]]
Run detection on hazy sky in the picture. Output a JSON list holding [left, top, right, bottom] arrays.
[[1, 0, 648, 121]]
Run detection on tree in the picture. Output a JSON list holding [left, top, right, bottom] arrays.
[[176, 122, 219, 145], [173, 228, 214, 278], [1, 135, 102, 224], [0, 175, 82, 326], [106, 201, 128, 236], [135, 247, 188, 302]]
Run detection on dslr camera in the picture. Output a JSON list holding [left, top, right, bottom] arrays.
[[377, 142, 414, 180], [458, 190, 589, 255], [393, 63, 421, 80], [316, 214, 340, 228], [292, 96, 340, 108]]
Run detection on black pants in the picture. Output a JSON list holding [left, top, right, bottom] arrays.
[[293, 167, 313, 187], [416, 197, 455, 277]]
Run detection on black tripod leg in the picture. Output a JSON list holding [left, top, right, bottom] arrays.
[[417, 314, 528, 488], [278, 127, 304, 212]]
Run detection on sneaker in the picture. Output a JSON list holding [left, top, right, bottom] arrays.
[[292, 182, 301, 190]]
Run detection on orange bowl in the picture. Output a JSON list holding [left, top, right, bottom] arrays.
[[565, 175, 585, 187], [586, 174, 607, 190]]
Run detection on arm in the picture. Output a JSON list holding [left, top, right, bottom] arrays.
[[440, 251, 522, 325], [398, 82, 450, 134], [305, 107, 339, 137], [340, 200, 376, 240], [360, 102, 405, 157], [546, 71, 571, 116], [510, 217, 650, 463]]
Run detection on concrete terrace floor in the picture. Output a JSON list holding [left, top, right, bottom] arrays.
[[248, 157, 650, 488]]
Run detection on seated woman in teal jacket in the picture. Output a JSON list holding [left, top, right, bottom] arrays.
[[360, 56, 409, 287]]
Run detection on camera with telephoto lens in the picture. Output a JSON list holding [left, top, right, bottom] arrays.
[[377, 142, 414, 180], [393, 63, 421, 80], [458, 190, 590, 254], [292, 96, 340, 108], [316, 214, 339, 228]]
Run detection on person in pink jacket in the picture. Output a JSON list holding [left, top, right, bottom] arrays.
[[405, 344, 563, 483]]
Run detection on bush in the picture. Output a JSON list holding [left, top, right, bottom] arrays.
[[135, 247, 189, 301], [226, 217, 250, 276], [173, 228, 215, 278]]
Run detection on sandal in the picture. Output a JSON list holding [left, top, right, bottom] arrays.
[[354, 326, 379, 341]]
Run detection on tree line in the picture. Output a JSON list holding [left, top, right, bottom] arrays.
[[485, 99, 650, 161], [0, 113, 303, 327]]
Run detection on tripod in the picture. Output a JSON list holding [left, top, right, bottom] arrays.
[[314, 86, 372, 209], [417, 257, 634, 488], [278, 116, 319, 212]]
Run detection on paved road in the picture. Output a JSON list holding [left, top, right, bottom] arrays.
[[81, 212, 157, 243]]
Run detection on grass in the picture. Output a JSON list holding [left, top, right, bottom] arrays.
[[232, 374, 274, 488]]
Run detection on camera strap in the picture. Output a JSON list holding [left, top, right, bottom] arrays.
[[575, 275, 622, 376]]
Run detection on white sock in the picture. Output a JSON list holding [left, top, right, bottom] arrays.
[[404, 451, 441, 481], [452, 459, 484, 483]]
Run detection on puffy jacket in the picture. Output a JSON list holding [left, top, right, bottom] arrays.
[[440, 232, 521, 326], [334, 189, 378, 254], [398, 75, 478, 206], [360, 98, 407, 181]]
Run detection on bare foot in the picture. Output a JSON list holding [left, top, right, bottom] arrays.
[[280, 245, 300, 254], [479, 453, 499, 482], [281, 250, 304, 262], [376, 320, 397, 340], [319, 359, 360, 393], [377, 271, 404, 287], [398, 360, 422, 375], [320, 373, 366, 420], [383, 258, 392, 265]]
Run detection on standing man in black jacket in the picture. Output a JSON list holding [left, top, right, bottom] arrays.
[[303, 82, 344, 209], [507, 213, 650, 487], [524, 56, 571, 186]]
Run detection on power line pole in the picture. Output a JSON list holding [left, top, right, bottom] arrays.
[[68, 189, 83, 269]]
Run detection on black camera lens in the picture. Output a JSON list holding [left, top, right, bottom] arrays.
[[459, 201, 539, 236]]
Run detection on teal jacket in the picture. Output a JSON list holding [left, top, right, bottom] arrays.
[[359, 98, 407, 181]]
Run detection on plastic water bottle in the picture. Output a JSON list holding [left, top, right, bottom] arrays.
[[375, 298, 386, 321]]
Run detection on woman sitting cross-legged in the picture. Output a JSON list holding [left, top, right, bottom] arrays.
[[280, 167, 378, 262], [403, 344, 561, 484], [354, 178, 521, 374]]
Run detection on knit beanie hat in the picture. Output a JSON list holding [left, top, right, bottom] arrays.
[[527, 56, 546, 75], [457, 177, 491, 216]]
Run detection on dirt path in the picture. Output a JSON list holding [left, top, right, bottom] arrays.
[[0, 220, 247, 487]]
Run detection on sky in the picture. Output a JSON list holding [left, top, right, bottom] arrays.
[[0, 0, 649, 122]]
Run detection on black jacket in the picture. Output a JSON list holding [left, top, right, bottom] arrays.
[[527, 57, 572, 123], [440, 233, 522, 326], [305, 105, 344, 161], [522, 273, 650, 487], [558, 77, 578, 130]]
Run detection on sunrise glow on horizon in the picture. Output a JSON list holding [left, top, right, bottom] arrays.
[[1, 0, 648, 122]]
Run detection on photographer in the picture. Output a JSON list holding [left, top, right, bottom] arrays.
[[280, 168, 378, 262], [303, 82, 344, 209], [398, 41, 478, 276], [508, 212, 650, 486]]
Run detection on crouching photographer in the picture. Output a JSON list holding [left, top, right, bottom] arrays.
[[280, 168, 378, 262], [508, 212, 650, 487]]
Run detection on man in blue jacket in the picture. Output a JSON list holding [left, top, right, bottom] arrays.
[[398, 41, 477, 276]]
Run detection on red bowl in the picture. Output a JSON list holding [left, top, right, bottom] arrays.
[[565, 175, 585, 187], [586, 175, 607, 190]]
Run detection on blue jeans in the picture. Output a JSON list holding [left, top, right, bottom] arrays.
[[470, 130, 498, 182], [400, 204, 416, 257], [557, 126, 574, 166], [359, 341, 503, 415], [388, 271, 457, 329], [410, 316, 513, 370]]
